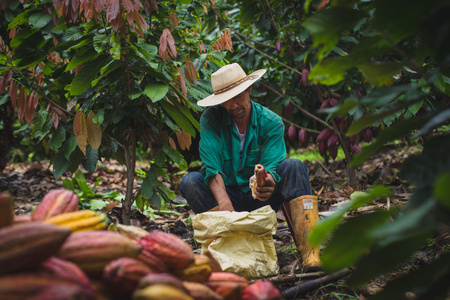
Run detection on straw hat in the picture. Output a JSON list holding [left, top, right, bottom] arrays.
[[197, 63, 266, 107]]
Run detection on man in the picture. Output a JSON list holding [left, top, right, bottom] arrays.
[[180, 63, 320, 269]]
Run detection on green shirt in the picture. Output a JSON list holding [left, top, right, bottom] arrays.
[[199, 100, 286, 192]]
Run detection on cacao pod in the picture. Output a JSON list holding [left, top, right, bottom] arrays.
[[13, 214, 31, 225], [300, 69, 309, 86], [319, 99, 330, 110], [138, 273, 184, 290], [355, 88, 362, 99], [349, 144, 361, 154], [318, 141, 327, 157], [41, 257, 90, 287], [329, 98, 338, 107], [0, 273, 96, 300], [348, 134, 358, 145], [45, 209, 108, 232], [183, 281, 223, 300], [287, 125, 296, 141], [363, 128, 373, 143], [32, 188, 79, 221], [275, 38, 282, 54], [133, 284, 194, 300], [283, 102, 293, 119], [249, 164, 268, 200], [0, 192, 14, 229], [328, 144, 338, 160], [103, 257, 154, 295], [114, 223, 149, 241], [316, 128, 332, 142], [298, 129, 308, 147], [0, 223, 70, 275], [173, 254, 212, 283], [327, 134, 339, 147], [203, 250, 222, 272], [206, 272, 248, 299], [57, 230, 142, 277], [137, 248, 170, 273], [241, 280, 282, 300], [138, 231, 194, 270]]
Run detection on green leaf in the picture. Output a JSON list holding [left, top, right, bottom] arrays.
[[149, 193, 162, 210], [160, 100, 195, 136], [62, 178, 74, 191], [309, 186, 392, 247], [413, 108, 450, 137], [144, 83, 169, 103], [49, 126, 66, 151], [82, 146, 98, 173], [321, 98, 359, 121], [303, 7, 364, 59], [162, 145, 187, 170], [64, 135, 78, 160], [434, 172, 450, 208], [74, 170, 94, 197], [93, 35, 108, 52], [66, 26, 83, 41], [89, 199, 109, 210], [66, 48, 100, 71], [70, 56, 109, 96], [321, 211, 394, 273], [141, 166, 159, 199], [29, 12, 52, 29], [358, 62, 403, 86], [93, 110, 104, 125], [53, 152, 70, 179], [309, 57, 354, 85], [361, 85, 413, 108], [8, 9, 36, 30]]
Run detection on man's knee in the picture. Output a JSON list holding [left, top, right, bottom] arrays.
[[278, 158, 308, 174], [180, 172, 204, 195]]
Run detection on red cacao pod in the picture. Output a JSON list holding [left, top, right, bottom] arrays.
[[363, 128, 373, 142], [283, 102, 293, 118], [349, 144, 361, 154], [287, 125, 296, 141], [355, 88, 362, 99], [242, 280, 282, 300], [41, 257, 90, 287], [329, 98, 338, 107], [348, 134, 358, 145], [275, 38, 282, 54], [318, 141, 327, 157], [316, 128, 332, 142], [319, 99, 331, 110], [32, 188, 79, 221], [327, 134, 339, 147], [301, 69, 309, 86], [328, 144, 338, 160], [298, 129, 308, 147]]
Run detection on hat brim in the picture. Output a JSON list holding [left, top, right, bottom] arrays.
[[197, 69, 267, 107]]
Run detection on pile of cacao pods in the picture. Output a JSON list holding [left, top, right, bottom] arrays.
[[0, 189, 283, 300]]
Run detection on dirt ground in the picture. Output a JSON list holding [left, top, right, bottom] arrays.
[[1, 143, 448, 299]]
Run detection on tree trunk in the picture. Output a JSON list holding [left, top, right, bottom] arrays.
[[122, 130, 136, 225]]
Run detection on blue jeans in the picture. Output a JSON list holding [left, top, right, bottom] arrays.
[[180, 159, 312, 213]]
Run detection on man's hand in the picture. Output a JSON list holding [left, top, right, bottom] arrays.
[[255, 173, 275, 201], [209, 174, 235, 212]]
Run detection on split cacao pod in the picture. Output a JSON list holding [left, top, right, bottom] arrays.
[[298, 128, 308, 148], [103, 257, 154, 295], [249, 164, 268, 200], [0, 192, 14, 229], [57, 230, 142, 277], [183, 281, 224, 300], [138, 231, 194, 270], [0, 272, 96, 300], [173, 254, 212, 283], [0, 222, 71, 275], [241, 280, 282, 300], [31, 188, 79, 221], [45, 209, 108, 232]]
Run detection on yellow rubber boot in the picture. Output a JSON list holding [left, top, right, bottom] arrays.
[[289, 195, 321, 270]]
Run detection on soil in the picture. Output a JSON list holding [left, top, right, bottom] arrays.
[[1, 143, 448, 299]]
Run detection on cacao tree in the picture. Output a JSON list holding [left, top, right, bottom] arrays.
[[0, 0, 230, 224]]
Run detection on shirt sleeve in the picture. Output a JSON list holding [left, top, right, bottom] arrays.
[[258, 115, 286, 184], [199, 108, 226, 186]]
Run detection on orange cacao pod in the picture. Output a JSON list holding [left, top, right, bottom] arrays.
[[206, 272, 248, 300], [57, 230, 142, 277], [138, 272, 184, 290], [173, 254, 212, 283], [242, 280, 282, 300], [32, 188, 79, 221], [138, 231, 194, 270], [0, 272, 95, 300], [0, 223, 71, 275]]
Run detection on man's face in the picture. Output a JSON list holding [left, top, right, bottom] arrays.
[[222, 87, 252, 120]]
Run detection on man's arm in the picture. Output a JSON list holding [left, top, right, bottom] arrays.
[[209, 174, 234, 212]]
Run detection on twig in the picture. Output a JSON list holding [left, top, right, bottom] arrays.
[[261, 271, 326, 284], [290, 100, 333, 129], [282, 116, 320, 134]]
